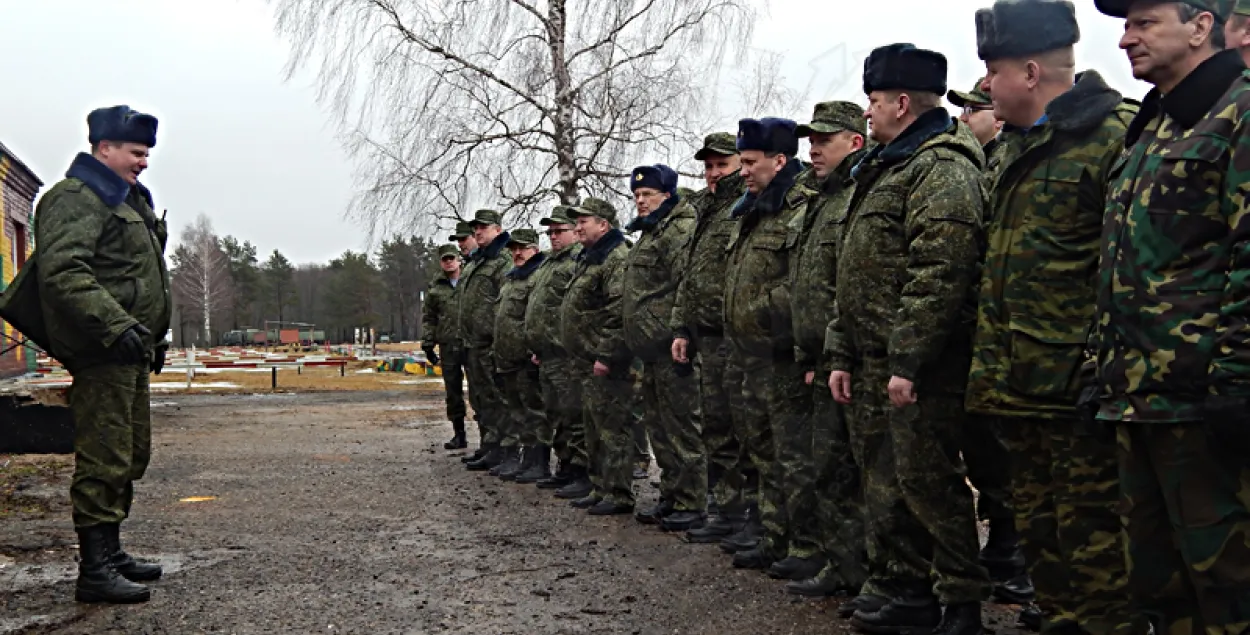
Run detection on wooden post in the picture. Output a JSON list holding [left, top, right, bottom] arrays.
[[271, 367, 277, 390]]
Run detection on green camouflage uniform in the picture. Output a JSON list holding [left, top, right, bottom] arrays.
[[670, 166, 751, 512], [966, 71, 1139, 635], [622, 194, 706, 513], [724, 157, 815, 560], [421, 261, 467, 425], [458, 216, 511, 447], [524, 218, 583, 465], [20, 153, 171, 529], [560, 205, 634, 507], [1091, 47, 1250, 634], [493, 233, 545, 450], [826, 109, 990, 605]]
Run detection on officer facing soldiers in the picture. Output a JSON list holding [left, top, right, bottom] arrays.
[[0, 105, 170, 604], [719, 117, 816, 572], [621, 164, 708, 532], [827, 44, 990, 633], [488, 229, 547, 481], [525, 207, 584, 489], [671, 132, 752, 545], [461, 210, 513, 471], [1093, 0, 1250, 631], [422, 244, 468, 450], [784, 101, 869, 596], [969, 3, 1140, 634], [559, 199, 636, 515]]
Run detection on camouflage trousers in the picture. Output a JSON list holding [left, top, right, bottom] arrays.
[[498, 363, 545, 449], [811, 379, 867, 591], [561, 360, 593, 470], [846, 357, 989, 604], [582, 372, 636, 507], [465, 347, 505, 446], [538, 353, 578, 460], [640, 358, 707, 512], [697, 334, 753, 511], [774, 368, 823, 560], [69, 363, 152, 529], [1118, 422, 1250, 635], [964, 414, 1013, 527], [438, 343, 468, 423], [1001, 417, 1136, 635]]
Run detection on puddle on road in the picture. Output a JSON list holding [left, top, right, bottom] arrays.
[[0, 548, 242, 595], [386, 404, 441, 412]]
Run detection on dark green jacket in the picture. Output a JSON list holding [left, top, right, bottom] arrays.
[[421, 273, 461, 347], [493, 253, 544, 372], [622, 196, 695, 362], [524, 242, 581, 358], [669, 173, 746, 339], [457, 231, 511, 350], [560, 229, 630, 366]]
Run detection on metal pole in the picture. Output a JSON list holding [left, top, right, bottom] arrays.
[[271, 366, 277, 390]]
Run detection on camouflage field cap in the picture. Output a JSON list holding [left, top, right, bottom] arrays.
[[694, 132, 738, 160], [795, 101, 867, 138], [1096, 0, 1231, 20], [437, 244, 460, 259], [507, 228, 540, 248], [448, 221, 474, 241], [947, 78, 993, 108], [1237, 0, 1250, 14], [469, 209, 503, 226], [540, 205, 576, 226], [567, 197, 617, 224]]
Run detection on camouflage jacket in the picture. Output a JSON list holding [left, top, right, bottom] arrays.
[[493, 253, 545, 372], [981, 137, 1010, 209], [560, 229, 630, 367], [669, 173, 747, 339], [421, 273, 461, 347], [827, 110, 985, 391], [724, 160, 814, 358], [24, 154, 172, 371], [967, 71, 1135, 419], [524, 242, 582, 358], [790, 151, 865, 372], [1094, 51, 1250, 422], [622, 196, 695, 361], [457, 231, 511, 350]]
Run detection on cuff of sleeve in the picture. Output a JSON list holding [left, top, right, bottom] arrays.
[[889, 353, 920, 382], [673, 327, 692, 341]]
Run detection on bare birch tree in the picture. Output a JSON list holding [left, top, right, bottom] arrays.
[[270, 0, 761, 240], [171, 214, 232, 346]]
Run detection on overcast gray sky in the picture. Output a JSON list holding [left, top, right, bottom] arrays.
[[0, 0, 1148, 264]]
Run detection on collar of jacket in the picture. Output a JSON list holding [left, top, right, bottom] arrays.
[[854, 108, 952, 176], [625, 193, 680, 233], [1127, 49, 1247, 145], [66, 152, 153, 209], [711, 172, 745, 204], [732, 158, 804, 218], [548, 241, 579, 261], [983, 136, 1000, 158], [479, 230, 511, 260], [437, 272, 459, 287], [820, 147, 867, 194], [1003, 70, 1124, 137], [506, 252, 545, 280], [578, 227, 627, 265]]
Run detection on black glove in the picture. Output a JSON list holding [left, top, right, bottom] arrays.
[[1204, 394, 1250, 453], [151, 343, 168, 375], [112, 325, 151, 365], [1075, 384, 1114, 443], [493, 372, 505, 389], [423, 346, 440, 366]]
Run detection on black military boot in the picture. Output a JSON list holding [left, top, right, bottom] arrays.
[[768, 555, 826, 581], [570, 494, 602, 509], [554, 471, 593, 500], [537, 462, 575, 489], [851, 590, 941, 634], [980, 519, 1025, 580], [444, 418, 467, 450], [104, 524, 162, 582], [786, 565, 857, 598], [1016, 603, 1042, 632], [588, 499, 634, 516], [731, 544, 776, 570], [934, 602, 984, 635], [492, 447, 524, 480], [660, 510, 705, 532], [75, 526, 150, 604], [634, 497, 673, 525], [513, 445, 551, 484], [685, 505, 746, 543], [465, 445, 504, 471], [838, 593, 888, 619], [461, 442, 491, 464], [993, 572, 1035, 605], [718, 513, 763, 554]]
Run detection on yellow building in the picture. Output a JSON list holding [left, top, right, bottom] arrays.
[[0, 141, 43, 377]]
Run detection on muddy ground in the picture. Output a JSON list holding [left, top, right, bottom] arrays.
[[1, 390, 1028, 634]]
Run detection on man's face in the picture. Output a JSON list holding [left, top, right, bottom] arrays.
[[983, 59, 1034, 128], [546, 223, 576, 250], [96, 141, 150, 185], [807, 131, 863, 178], [739, 150, 785, 195], [457, 235, 478, 255], [865, 92, 905, 145], [633, 187, 669, 217], [509, 244, 538, 267], [575, 215, 609, 246], [1225, 14, 1250, 57], [440, 255, 460, 274], [472, 223, 501, 246], [703, 154, 741, 193], [1120, 2, 1208, 85]]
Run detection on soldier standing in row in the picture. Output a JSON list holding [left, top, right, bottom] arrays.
[[490, 229, 547, 481], [784, 101, 869, 595], [969, 2, 1140, 633], [621, 164, 708, 532], [827, 44, 990, 633], [1093, 0, 1250, 631], [672, 133, 753, 544], [559, 199, 636, 515], [461, 210, 513, 471], [526, 207, 584, 489], [422, 244, 468, 450], [451, 221, 478, 257], [720, 117, 815, 571], [1228, 0, 1250, 61], [948, 79, 1006, 178]]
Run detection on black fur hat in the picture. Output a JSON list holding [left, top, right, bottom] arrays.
[[862, 44, 947, 96], [976, 0, 1079, 61]]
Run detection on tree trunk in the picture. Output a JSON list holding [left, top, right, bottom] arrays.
[[547, 0, 578, 205]]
